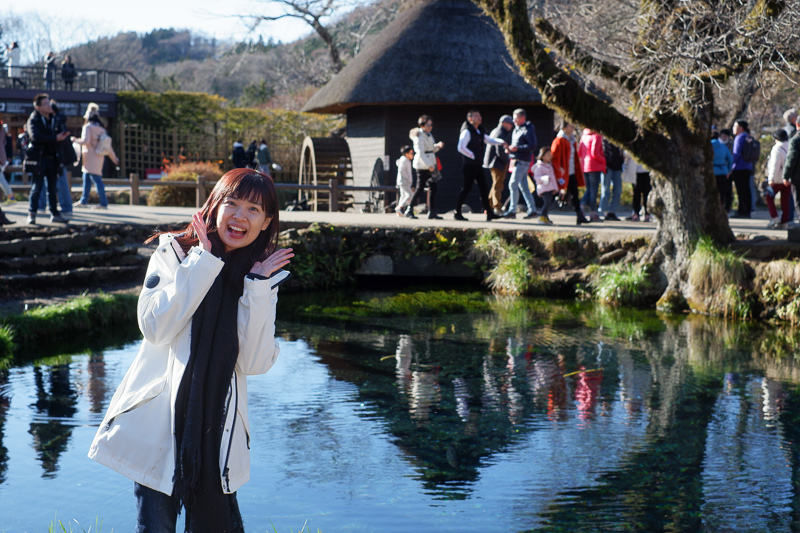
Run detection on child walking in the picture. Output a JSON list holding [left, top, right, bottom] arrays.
[[89, 168, 294, 532], [396, 145, 414, 216], [531, 147, 558, 225]]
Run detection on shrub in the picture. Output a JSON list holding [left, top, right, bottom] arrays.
[[147, 161, 223, 207]]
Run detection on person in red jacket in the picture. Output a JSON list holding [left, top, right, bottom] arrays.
[[578, 128, 606, 222], [551, 121, 589, 225]]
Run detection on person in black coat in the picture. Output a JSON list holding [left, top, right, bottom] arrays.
[[231, 141, 248, 169], [25, 93, 70, 224], [61, 55, 77, 90]]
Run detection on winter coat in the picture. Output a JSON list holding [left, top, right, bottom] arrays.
[[532, 161, 559, 194], [26, 110, 65, 165], [232, 143, 249, 168], [483, 123, 512, 170], [61, 61, 77, 83], [783, 133, 800, 185], [768, 141, 789, 185], [74, 122, 117, 176], [396, 155, 413, 189], [88, 234, 283, 496], [731, 132, 754, 172], [578, 129, 606, 173], [509, 121, 537, 162], [410, 128, 439, 170], [711, 139, 733, 176], [551, 132, 585, 189]]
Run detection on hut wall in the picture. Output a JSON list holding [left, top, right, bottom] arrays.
[[345, 107, 389, 208], [346, 104, 554, 214]]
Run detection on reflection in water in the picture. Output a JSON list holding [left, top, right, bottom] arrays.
[[0, 369, 8, 484], [4, 295, 800, 532], [29, 364, 77, 476]]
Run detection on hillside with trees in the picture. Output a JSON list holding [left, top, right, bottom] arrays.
[[40, 0, 408, 109]]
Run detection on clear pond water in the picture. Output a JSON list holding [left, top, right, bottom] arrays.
[[1, 293, 799, 532]]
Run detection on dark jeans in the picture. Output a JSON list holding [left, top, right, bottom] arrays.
[[633, 172, 651, 216], [731, 169, 752, 216], [567, 173, 582, 217], [455, 163, 491, 213], [715, 174, 732, 212], [406, 169, 437, 213], [539, 191, 555, 217], [28, 157, 60, 216], [135, 483, 179, 533]]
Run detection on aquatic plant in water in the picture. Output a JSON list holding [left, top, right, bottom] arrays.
[[587, 262, 656, 308]]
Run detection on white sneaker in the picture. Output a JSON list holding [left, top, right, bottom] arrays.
[[767, 217, 780, 228], [27, 213, 36, 225]]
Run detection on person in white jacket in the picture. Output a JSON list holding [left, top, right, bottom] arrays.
[[766, 129, 790, 228], [88, 168, 294, 532], [404, 114, 444, 219], [395, 144, 415, 215]]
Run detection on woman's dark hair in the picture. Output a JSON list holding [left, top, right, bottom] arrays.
[[418, 114, 432, 127], [400, 145, 413, 155], [148, 169, 280, 281]]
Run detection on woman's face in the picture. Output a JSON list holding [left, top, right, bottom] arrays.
[[215, 194, 271, 252]]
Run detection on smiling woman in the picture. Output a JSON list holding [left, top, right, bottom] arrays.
[[87, 168, 294, 532]]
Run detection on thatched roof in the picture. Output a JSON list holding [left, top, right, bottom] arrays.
[[302, 0, 542, 114]]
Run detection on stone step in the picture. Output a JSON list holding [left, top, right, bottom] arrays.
[[0, 245, 150, 275], [0, 265, 147, 294]]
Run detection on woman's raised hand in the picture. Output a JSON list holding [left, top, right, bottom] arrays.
[[250, 248, 294, 278], [192, 212, 212, 252]]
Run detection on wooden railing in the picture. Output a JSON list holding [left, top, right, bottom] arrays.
[[3, 166, 397, 212]]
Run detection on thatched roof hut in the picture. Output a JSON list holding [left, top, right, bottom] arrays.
[[302, 0, 553, 213]]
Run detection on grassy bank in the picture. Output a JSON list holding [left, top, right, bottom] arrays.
[[0, 293, 139, 365]]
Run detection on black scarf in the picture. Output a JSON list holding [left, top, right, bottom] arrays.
[[173, 237, 246, 532]]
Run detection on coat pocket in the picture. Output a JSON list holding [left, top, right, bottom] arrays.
[[104, 375, 167, 430]]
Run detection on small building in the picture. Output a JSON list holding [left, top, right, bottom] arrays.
[[302, 0, 554, 212]]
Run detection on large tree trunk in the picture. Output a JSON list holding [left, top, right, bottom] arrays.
[[644, 130, 734, 308], [471, 0, 737, 307]]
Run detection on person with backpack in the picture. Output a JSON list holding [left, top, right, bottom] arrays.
[[730, 119, 756, 218], [72, 102, 119, 209], [600, 138, 624, 220]]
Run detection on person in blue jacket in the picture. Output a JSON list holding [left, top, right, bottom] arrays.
[[711, 128, 734, 213]]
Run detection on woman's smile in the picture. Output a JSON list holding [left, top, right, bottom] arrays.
[[216, 196, 271, 252]]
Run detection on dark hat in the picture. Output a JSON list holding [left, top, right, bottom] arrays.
[[500, 115, 513, 124], [774, 129, 789, 142]]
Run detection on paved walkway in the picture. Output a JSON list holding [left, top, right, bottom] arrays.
[[0, 200, 787, 239]]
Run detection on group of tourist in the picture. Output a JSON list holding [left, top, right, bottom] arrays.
[[232, 139, 274, 176], [396, 109, 652, 225], [19, 93, 116, 225], [3, 43, 78, 90], [711, 107, 800, 229]]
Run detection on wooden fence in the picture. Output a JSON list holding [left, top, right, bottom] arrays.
[[4, 166, 397, 212], [115, 122, 300, 185]]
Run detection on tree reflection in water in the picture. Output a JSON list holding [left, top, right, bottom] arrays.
[[278, 293, 800, 529]]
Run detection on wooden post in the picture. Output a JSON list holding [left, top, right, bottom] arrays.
[[197, 176, 206, 207], [130, 173, 139, 205], [329, 179, 338, 212]]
